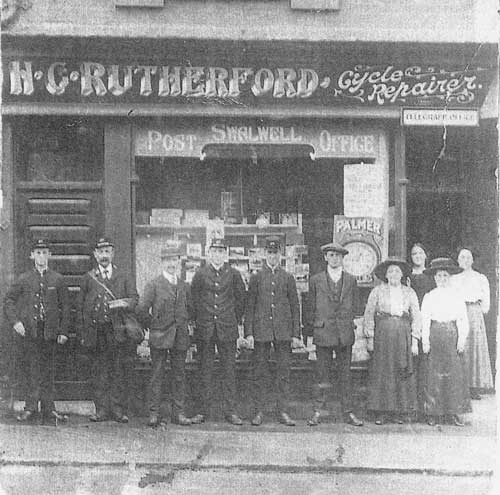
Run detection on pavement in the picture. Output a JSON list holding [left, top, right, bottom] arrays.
[[0, 394, 497, 494]]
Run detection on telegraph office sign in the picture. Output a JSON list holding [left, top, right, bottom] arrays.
[[4, 59, 493, 108]]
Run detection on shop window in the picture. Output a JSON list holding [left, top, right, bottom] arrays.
[[14, 118, 104, 182], [134, 147, 348, 288]]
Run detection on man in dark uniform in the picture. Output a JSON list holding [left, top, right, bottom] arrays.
[[136, 245, 193, 427], [4, 239, 70, 425], [75, 237, 139, 423], [190, 238, 246, 425], [244, 236, 301, 426], [305, 242, 364, 427]]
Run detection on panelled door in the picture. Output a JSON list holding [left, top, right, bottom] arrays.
[[14, 184, 104, 398]]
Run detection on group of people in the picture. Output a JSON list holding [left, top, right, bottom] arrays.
[[4, 235, 493, 428]]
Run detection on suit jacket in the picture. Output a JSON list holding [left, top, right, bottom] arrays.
[[191, 262, 246, 342], [244, 264, 300, 342], [305, 270, 359, 347], [4, 268, 70, 341], [75, 264, 139, 348], [136, 275, 191, 351]]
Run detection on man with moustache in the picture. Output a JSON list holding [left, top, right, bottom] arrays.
[[305, 242, 364, 427], [190, 238, 246, 425], [244, 236, 301, 426], [136, 245, 193, 427], [76, 237, 139, 423], [4, 239, 70, 425]]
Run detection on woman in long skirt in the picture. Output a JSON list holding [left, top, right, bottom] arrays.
[[450, 248, 493, 399], [364, 258, 421, 425], [408, 243, 435, 421], [421, 257, 471, 426]]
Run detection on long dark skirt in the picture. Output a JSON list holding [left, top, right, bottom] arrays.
[[424, 321, 471, 416], [368, 315, 417, 413]]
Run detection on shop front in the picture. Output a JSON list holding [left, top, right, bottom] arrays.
[[1, 37, 497, 398]]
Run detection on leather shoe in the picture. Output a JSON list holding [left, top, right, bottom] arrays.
[[307, 411, 321, 426], [225, 413, 243, 426], [450, 415, 465, 427], [251, 412, 264, 426], [190, 414, 206, 424], [344, 412, 363, 427], [427, 416, 437, 427], [89, 412, 108, 422], [111, 413, 128, 423], [172, 413, 192, 426], [471, 390, 482, 400], [16, 410, 36, 422], [278, 412, 295, 426], [374, 415, 386, 425], [148, 414, 160, 427]]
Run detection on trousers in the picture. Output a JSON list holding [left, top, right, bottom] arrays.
[[251, 340, 291, 414], [92, 323, 135, 416], [197, 339, 237, 416], [313, 345, 353, 414], [149, 347, 187, 417]]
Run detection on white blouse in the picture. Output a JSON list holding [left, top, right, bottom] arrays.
[[450, 270, 490, 314], [421, 287, 469, 349]]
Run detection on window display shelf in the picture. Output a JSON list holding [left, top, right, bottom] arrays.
[[136, 224, 300, 235]]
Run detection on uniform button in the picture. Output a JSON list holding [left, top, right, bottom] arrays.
[[271, 282, 275, 286], [215, 293, 218, 297], [272, 292, 275, 296], [271, 304, 275, 308], [270, 316, 273, 320], [214, 315, 218, 320], [34, 305, 38, 308], [215, 282, 219, 287], [214, 305, 218, 309]]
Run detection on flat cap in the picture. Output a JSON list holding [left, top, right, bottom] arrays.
[[210, 238, 227, 249], [160, 245, 181, 258], [321, 242, 349, 256]]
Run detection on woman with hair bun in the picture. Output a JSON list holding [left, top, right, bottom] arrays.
[[450, 247, 493, 400]]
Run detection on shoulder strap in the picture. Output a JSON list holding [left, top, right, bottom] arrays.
[[89, 271, 117, 300]]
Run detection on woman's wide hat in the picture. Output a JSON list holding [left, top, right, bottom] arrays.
[[374, 257, 411, 281], [424, 257, 463, 276]]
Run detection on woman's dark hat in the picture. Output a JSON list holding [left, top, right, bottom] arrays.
[[374, 257, 411, 281], [321, 242, 348, 256], [160, 246, 181, 258], [424, 257, 463, 276]]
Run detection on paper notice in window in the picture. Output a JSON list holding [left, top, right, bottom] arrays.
[[344, 163, 385, 218]]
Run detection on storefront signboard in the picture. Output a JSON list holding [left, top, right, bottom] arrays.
[[343, 163, 385, 217], [333, 215, 384, 286], [134, 122, 379, 159], [401, 108, 479, 127], [4, 59, 493, 108]]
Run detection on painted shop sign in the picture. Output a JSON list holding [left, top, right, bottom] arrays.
[[134, 122, 379, 159], [4, 60, 493, 107], [401, 108, 479, 127]]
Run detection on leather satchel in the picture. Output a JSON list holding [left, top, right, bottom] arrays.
[[90, 272, 145, 344]]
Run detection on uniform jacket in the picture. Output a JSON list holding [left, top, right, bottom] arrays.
[[75, 264, 139, 348], [305, 270, 359, 347], [136, 275, 191, 351], [244, 264, 300, 342], [4, 268, 70, 341], [191, 262, 246, 342]]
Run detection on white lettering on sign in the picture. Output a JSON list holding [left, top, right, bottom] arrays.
[[7, 60, 490, 107], [335, 218, 382, 236], [402, 108, 479, 127], [146, 130, 197, 153], [211, 124, 303, 143], [319, 130, 375, 154]]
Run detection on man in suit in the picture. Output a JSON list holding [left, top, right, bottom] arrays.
[[136, 245, 193, 427], [305, 242, 364, 426], [4, 239, 70, 425], [245, 236, 301, 426], [76, 237, 139, 423], [190, 238, 246, 425]]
